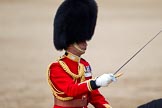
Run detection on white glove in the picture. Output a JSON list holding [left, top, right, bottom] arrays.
[[96, 73, 116, 87]]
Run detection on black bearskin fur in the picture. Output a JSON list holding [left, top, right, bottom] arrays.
[[53, 0, 98, 50]]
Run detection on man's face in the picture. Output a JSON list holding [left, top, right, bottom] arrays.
[[66, 41, 88, 56], [77, 41, 87, 52]]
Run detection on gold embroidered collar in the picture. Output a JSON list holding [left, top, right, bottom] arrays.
[[65, 52, 80, 62]]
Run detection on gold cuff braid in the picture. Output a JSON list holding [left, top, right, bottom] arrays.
[[103, 104, 112, 108]]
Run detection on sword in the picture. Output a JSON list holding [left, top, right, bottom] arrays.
[[114, 30, 162, 76]]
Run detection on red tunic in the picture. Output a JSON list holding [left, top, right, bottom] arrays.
[[48, 55, 111, 108]]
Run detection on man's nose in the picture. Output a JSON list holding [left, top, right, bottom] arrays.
[[84, 41, 87, 46]]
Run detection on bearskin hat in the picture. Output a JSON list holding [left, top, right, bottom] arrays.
[[53, 0, 98, 50]]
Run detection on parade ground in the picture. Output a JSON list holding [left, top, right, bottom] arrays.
[[0, 0, 162, 107]]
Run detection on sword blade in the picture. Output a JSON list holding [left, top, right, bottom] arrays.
[[114, 30, 162, 75]]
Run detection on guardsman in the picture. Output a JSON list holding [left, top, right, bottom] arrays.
[[47, 0, 116, 108]]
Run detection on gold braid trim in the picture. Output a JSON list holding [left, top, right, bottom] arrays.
[[47, 64, 73, 101], [47, 55, 86, 101], [103, 104, 112, 108], [58, 60, 85, 82]]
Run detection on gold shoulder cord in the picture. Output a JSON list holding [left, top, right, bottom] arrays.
[[47, 64, 73, 101], [47, 58, 85, 101], [58, 60, 85, 82]]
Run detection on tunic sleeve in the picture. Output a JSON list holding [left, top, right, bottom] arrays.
[[89, 89, 112, 108]]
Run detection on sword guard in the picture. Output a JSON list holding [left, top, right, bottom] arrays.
[[114, 72, 124, 78]]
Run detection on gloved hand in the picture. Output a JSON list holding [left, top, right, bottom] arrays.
[[95, 73, 116, 87]]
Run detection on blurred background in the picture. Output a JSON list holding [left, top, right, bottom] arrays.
[[0, 0, 162, 108]]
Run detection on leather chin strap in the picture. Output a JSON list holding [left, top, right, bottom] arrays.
[[73, 43, 85, 53]]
